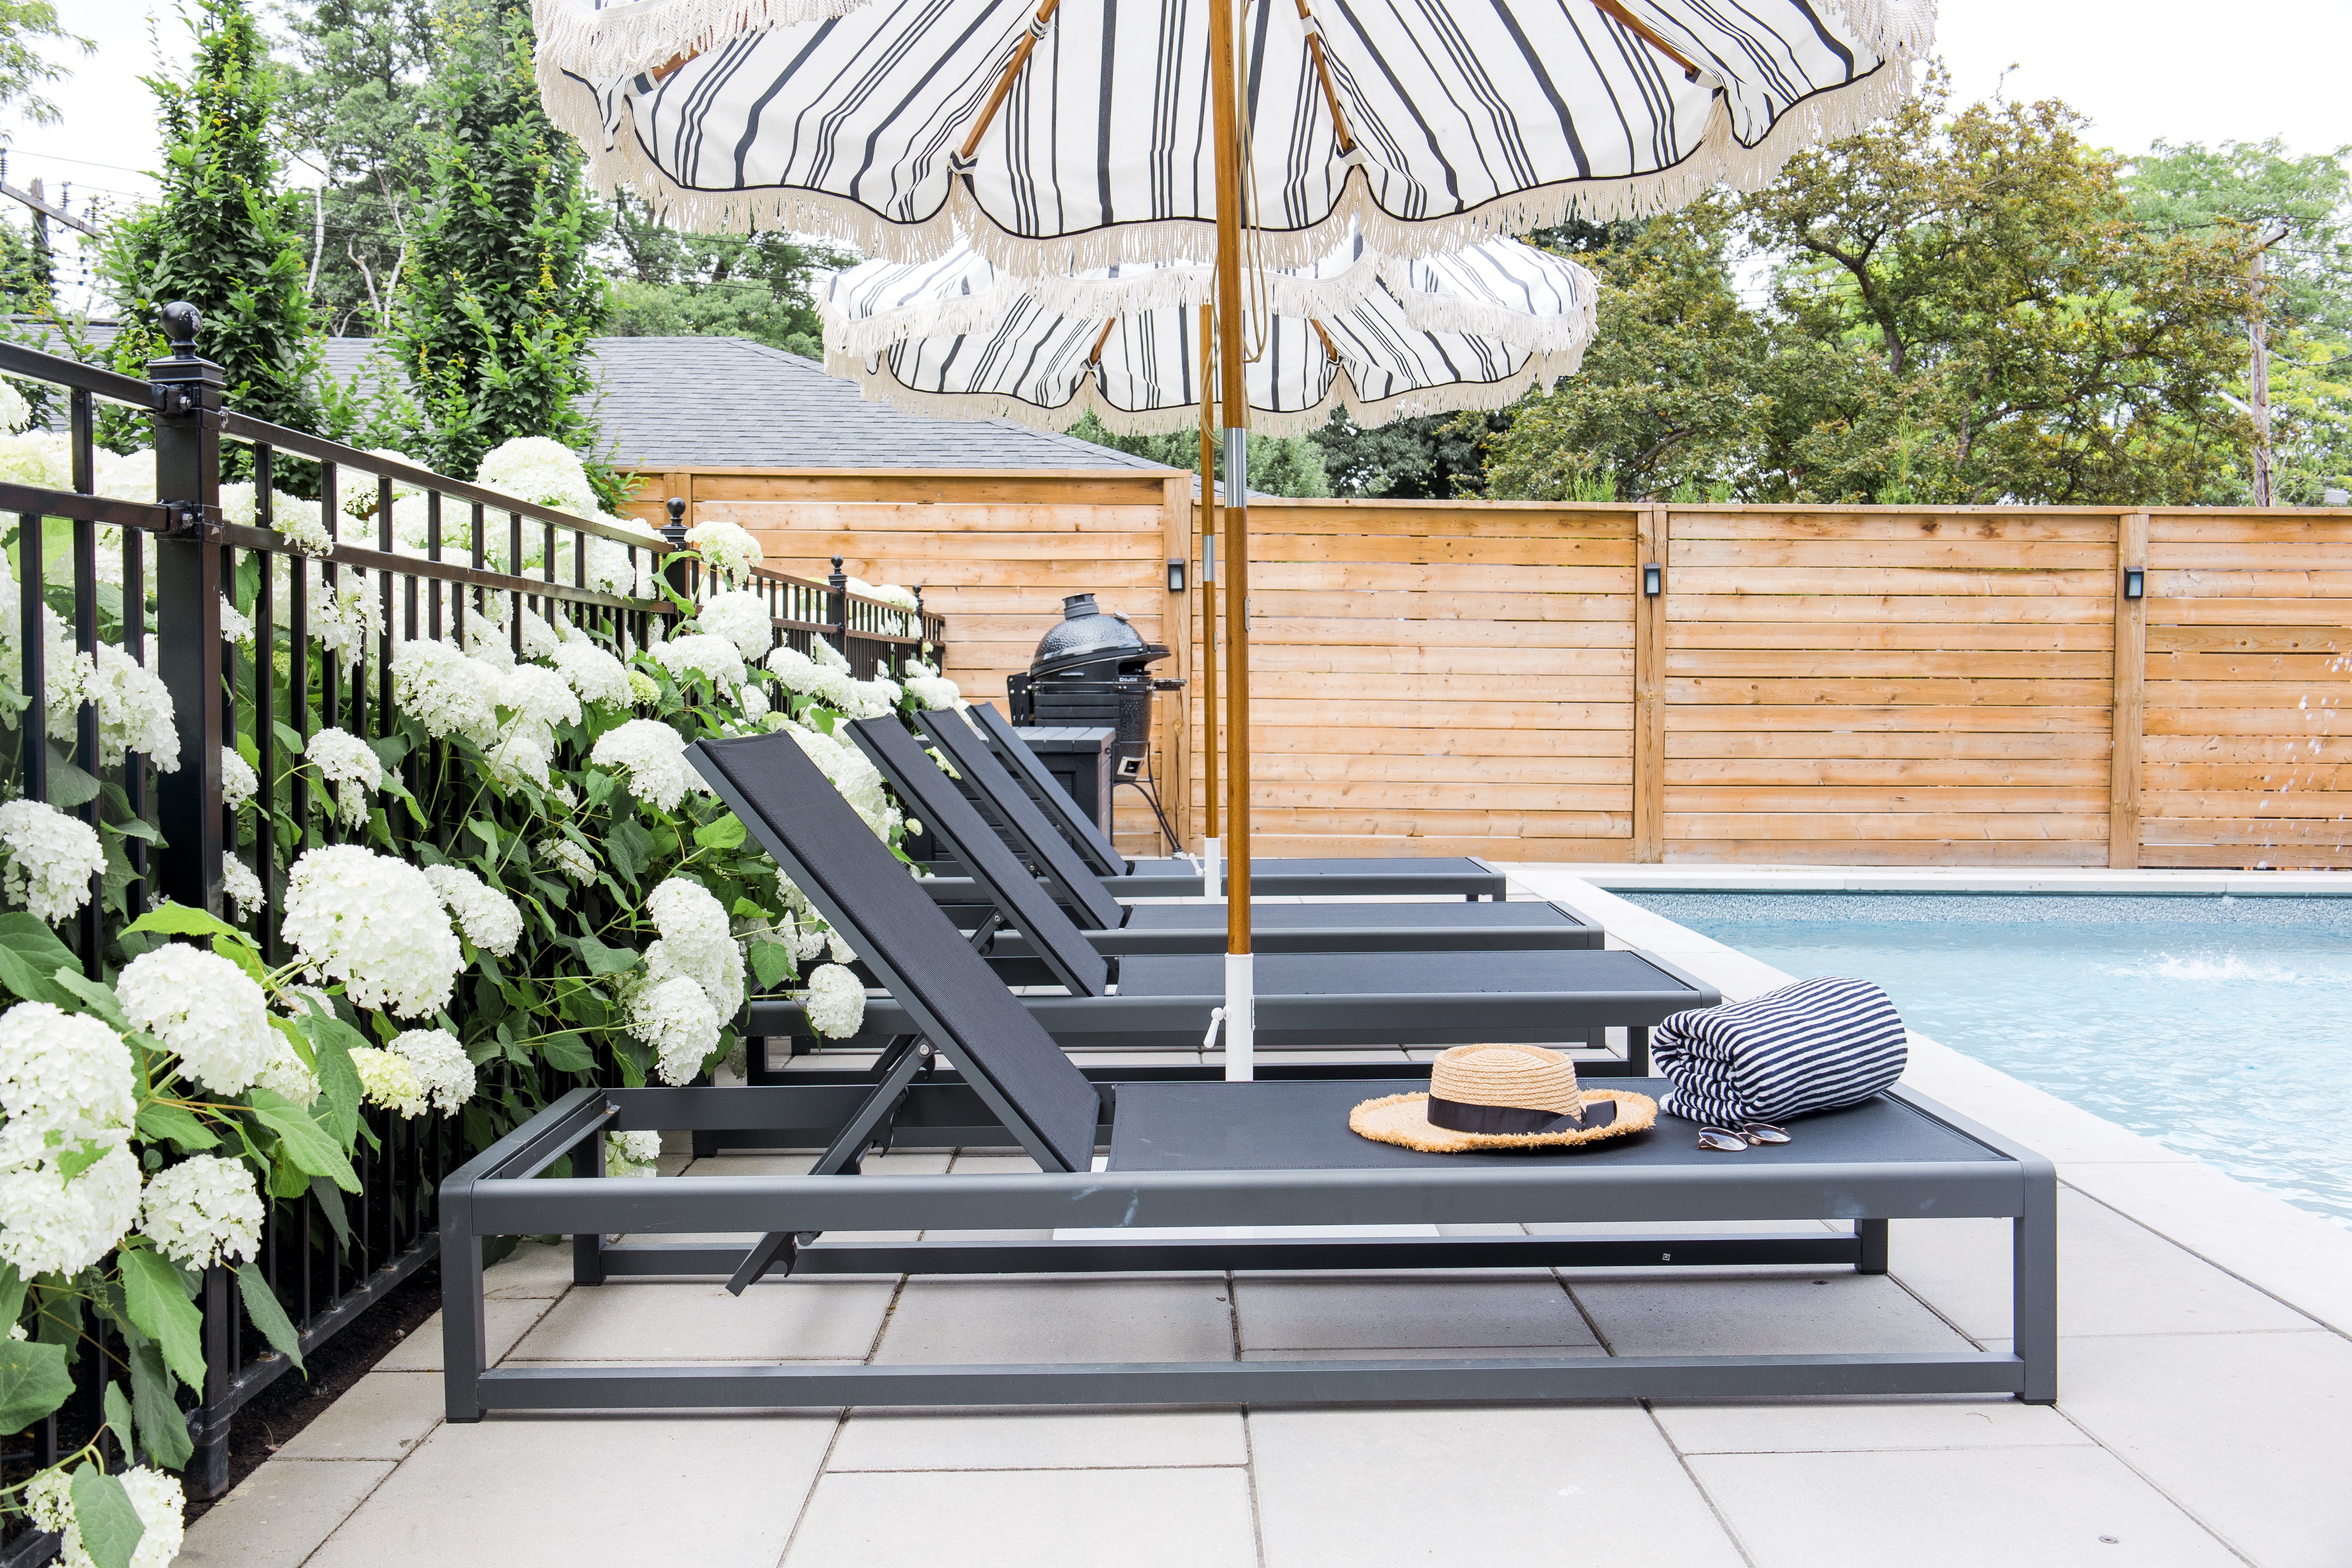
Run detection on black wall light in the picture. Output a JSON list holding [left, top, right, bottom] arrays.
[[1168, 558, 1186, 593], [2123, 568, 2145, 601], [1643, 562, 1663, 597]]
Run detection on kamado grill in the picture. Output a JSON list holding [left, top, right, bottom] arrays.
[[1007, 593, 1184, 846]]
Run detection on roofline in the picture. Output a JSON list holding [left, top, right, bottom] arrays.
[[615, 463, 1187, 478]]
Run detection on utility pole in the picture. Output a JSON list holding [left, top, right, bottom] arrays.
[[2249, 219, 2292, 508]]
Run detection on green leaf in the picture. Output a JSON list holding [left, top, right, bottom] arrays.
[[102, 1381, 134, 1448], [70, 1464, 145, 1568], [693, 814, 746, 850], [309, 1176, 352, 1252], [273, 720, 307, 758], [468, 817, 501, 856], [0, 1338, 73, 1434], [50, 969, 130, 1031], [136, 1100, 221, 1153], [0, 1261, 23, 1332], [106, 816, 164, 846], [211, 934, 269, 985], [43, 747, 101, 809], [125, 1336, 193, 1469], [0, 914, 78, 1005], [117, 1249, 206, 1391], [235, 1263, 304, 1374], [541, 1033, 595, 1074], [748, 939, 795, 991], [574, 934, 641, 977], [247, 1089, 361, 1193], [125, 902, 245, 942], [56, 1140, 111, 1181], [607, 816, 654, 883]]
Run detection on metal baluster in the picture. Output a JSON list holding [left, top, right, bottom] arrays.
[[69, 387, 101, 972]]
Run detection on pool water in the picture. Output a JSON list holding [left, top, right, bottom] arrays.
[[1623, 892, 2352, 1229]]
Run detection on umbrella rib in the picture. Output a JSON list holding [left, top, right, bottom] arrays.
[[1308, 318, 1341, 364], [1585, 0, 1704, 81], [1086, 315, 1119, 364], [1290, 0, 1359, 153], [958, 0, 1065, 164]]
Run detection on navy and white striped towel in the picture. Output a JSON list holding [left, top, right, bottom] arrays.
[[1651, 977, 1908, 1125]]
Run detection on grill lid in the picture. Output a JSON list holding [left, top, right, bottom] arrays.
[[1029, 593, 1163, 678]]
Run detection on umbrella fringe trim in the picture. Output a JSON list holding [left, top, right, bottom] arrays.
[[552, 43, 1919, 275], [821, 340, 1591, 439], [818, 257, 1601, 360]]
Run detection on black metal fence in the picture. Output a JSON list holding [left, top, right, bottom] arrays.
[[0, 305, 946, 1532]]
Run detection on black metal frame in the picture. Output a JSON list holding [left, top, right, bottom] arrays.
[[438, 1079, 2058, 1417]]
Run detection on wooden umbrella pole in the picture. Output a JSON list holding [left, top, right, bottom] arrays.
[[1197, 303, 1220, 859], [1208, 0, 1253, 1080]]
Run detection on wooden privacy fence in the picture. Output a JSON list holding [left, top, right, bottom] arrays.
[[647, 473, 2352, 870]]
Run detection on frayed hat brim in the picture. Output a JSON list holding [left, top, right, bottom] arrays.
[[1350, 1089, 1658, 1154]]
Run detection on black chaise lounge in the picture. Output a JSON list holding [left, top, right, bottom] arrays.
[[851, 715, 1601, 960], [941, 701, 1512, 900], [740, 726, 1716, 1061], [437, 730, 2057, 1419]]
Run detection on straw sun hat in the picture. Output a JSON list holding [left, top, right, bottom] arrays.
[[1351, 1045, 1657, 1154]]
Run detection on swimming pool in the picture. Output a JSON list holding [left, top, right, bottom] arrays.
[[1623, 892, 2352, 1229]]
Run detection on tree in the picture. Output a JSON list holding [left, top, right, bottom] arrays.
[[103, 0, 323, 453], [277, 0, 439, 336], [2129, 139, 2352, 503], [391, 0, 608, 481], [1063, 415, 1331, 497], [0, 0, 91, 129], [1478, 202, 1766, 501], [600, 194, 835, 358], [1737, 79, 2255, 505]]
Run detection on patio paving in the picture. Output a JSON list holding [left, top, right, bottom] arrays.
[[179, 866, 2352, 1568]]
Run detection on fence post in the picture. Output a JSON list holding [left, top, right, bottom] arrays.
[[827, 554, 850, 665], [148, 301, 225, 914], [1632, 503, 1668, 864], [2110, 511, 2150, 869]]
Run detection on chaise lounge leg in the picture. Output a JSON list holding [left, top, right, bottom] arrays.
[[2014, 1161, 2059, 1403], [1855, 1218, 1889, 1274], [573, 1126, 607, 1286], [441, 1191, 488, 1423]]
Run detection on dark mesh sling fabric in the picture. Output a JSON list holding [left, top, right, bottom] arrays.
[[847, 717, 1108, 997], [966, 701, 1131, 877], [690, 733, 1101, 1173], [921, 710, 1128, 929]]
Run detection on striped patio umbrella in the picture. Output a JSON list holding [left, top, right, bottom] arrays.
[[537, 0, 1934, 275], [818, 236, 1600, 434]]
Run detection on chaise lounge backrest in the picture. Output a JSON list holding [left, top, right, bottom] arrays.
[[846, 716, 1109, 997], [919, 710, 1130, 928], [688, 732, 1103, 1174], [965, 702, 1132, 877]]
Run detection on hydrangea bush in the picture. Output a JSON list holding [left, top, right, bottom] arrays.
[[0, 426, 960, 1561]]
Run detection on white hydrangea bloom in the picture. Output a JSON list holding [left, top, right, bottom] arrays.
[[868, 582, 921, 613], [785, 723, 900, 839], [0, 800, 105, 926], [475, 436, 599, 519], [627, 668, 659, 706], [223, 484, 333, 557], [422, 863, 522, 957], [349, 1045, 425, 1117], [92, 447, 155, 506], [390, 1027, 475, 1115], [683, 519, 762, 584], [484, 727, 552, 790], [281, 845, 465, 1018], [583, 527, 640, 598], [804, 964, 868, 1039], [548, 638, 631, 706], [650, 632, 746, 693], [590, 719, 697, 811], [304, 726, 382, 830], [26, 1461, 184, 1568], [343, 450, 423, 517], [541, 836, 596, 883], [628, 974, 720, 1086], [697, 589, 774, 663], [139, 1153, 265, 1268], [764, 644, 860, 710], [643, 877, 745, 1024], [498, 663, 580, 734], [606, 1128, 662, 1177], [255, 1026, 317, 1105], [221, 747, 259, 812], [904, 673, 963, 710], [811, 639, 852, 674], [0, 430, 70, 488], [496, 604, 563, 663], [393, 639, 500, 746], [223, 856, 266, 922], [0, 379, 28, 432], [739, 684, 770, 722], [117, 944, 276, 1096], [48, 642, 183, 771], [219, 594, 254, 649], [460, 613, 516, 671], [843, 677, 901, 719], [0, 1144, 141, 1278], [0, 1001, 135, 1172], [294, 569, 377, 666]]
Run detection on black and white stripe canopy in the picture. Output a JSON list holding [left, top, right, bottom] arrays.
[[819, 236, 1598, 433], [538, 0, 1933, 271]]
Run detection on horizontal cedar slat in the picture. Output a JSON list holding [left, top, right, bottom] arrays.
[[1666, 812, 2108, 840], [1667, 731, 2114, 760], [1669, 539, 2117, 570], [1666, 677, 2113, 706], [1667, 621, 2114, 652], [1665, 758, 2111, 786], [1668, 567, 2114, 596], [1672, 514, 2118, 543], [1663, 839, 2108, 866], [1672, 705, 2113, 732], [1668, 595, 2113, 624], [1667, 786, 2110, 813], [1665, 649, 2113, 678]]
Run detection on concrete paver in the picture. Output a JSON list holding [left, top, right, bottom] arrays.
[[785, 1467, 1259, 1568], [178, 1460, 393, 1568], [272, 1372, 445, 1461]]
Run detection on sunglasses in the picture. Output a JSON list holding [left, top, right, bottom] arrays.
[[1698, 1123, 1791, 1152]]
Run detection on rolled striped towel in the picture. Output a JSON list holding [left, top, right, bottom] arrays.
[[1651, 977, 1908, 1125]]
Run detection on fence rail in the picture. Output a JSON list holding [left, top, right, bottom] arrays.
[[0, 309, 948, 1533]]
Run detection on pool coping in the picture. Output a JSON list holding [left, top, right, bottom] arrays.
[[1508, 864, 2352, 1341], [1518, 863, 2352, 896]]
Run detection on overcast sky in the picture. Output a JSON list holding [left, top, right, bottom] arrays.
[[8, 0, 2352, 302]]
